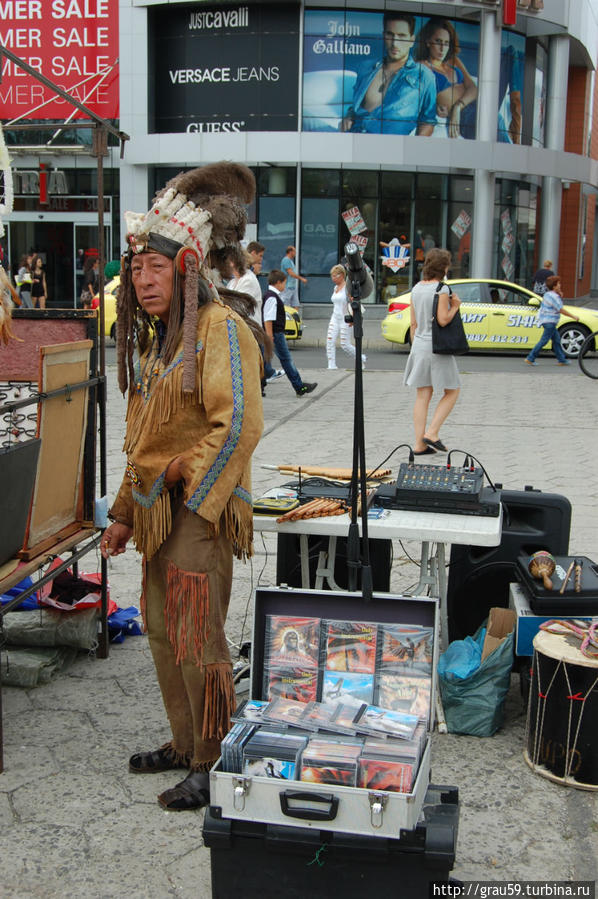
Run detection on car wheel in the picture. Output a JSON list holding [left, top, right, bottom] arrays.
[[558, 322, 590, 358], [110, 323, 116, 342]]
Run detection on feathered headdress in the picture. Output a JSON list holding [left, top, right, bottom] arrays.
[[118, 162, 256, 394]]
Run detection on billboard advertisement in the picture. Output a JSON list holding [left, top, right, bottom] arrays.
[[149, 2, 300, 133], [303, 9, 480, 138], [498, 29, 526, 143], [0, 0, 119, 120]]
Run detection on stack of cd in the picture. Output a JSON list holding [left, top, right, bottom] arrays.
[[300, 737, 363, 787], [221, 722, 257, 774], [242, 730, 308, 780], [358, 736, 421, 793]]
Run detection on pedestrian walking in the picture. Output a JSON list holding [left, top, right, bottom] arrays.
[[263, 270, 316, 396], [525, 274, 580, 366], [326, 263, 365, 369]]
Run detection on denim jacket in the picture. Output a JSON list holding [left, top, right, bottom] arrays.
[[349, 57, 437, 135]]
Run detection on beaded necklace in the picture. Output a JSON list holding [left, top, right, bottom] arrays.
[[136, 323, 167, 399]]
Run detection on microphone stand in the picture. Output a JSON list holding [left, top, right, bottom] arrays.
[[345, 255, 373, 603]]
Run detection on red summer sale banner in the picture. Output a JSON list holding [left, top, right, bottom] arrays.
[[0, 0, 119, 119]]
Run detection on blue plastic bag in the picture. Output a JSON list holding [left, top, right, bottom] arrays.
[[438, 624, 514, 737], [1, 576, 38, 610], [107, 606, 142, 643], [437, 631, 484, 680]]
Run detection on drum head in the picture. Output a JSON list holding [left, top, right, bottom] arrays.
[[532, 628, 598, 670]]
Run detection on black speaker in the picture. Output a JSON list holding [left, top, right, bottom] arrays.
[[446, 488, 571, 641], [276, 534, 392, 593]]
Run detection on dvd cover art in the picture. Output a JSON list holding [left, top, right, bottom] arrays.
[[264, 616, 320, 668], [321, 671, 374, 706], [302, 738, 363, 764], [376, 673, 431, 721], [380, 625, 433, 675], [232, 699, 269, 724], [300, 764, 356, 787], [264, 667, 318, 702], [301, 701, 339, 731], [324, 619, 378, 674], [358, 758, 414, 793], [263, 697, 309, 727], [332, 702, 366, 734], [354, 704, 419, 740], [244, 757, 297, 779]]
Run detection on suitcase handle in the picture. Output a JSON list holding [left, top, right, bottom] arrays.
[[279, 790, 339, 821]]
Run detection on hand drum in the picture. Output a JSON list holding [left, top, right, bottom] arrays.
[[528, 550, 556, 590]]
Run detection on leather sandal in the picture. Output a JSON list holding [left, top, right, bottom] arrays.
[[158, 770, 211, 811], [129, 745, 189, 774]]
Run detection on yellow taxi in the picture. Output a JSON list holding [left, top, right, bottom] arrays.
[[96, 277, 302, 342], [381, 278, 598, 358]]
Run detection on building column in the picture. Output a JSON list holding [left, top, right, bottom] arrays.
[[471, 10, 501, 277], [539, 34, 570, 270], [119, 163, 150, 248]]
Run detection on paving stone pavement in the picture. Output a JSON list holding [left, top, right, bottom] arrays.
[[1, 347, 597, 897]]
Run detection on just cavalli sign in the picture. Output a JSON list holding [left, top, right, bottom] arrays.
[[148, 2, 300, 134], [0, 0, 119, 119]]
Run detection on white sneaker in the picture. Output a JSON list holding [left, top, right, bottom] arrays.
[[327, 364, 338, 370], [266, 370, 284, 383]]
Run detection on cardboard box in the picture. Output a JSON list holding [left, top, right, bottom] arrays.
[[509, 583, 592, 656], [481, 606, 516, 661]]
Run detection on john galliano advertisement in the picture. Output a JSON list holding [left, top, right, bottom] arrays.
[[302, 8, 481, 138]]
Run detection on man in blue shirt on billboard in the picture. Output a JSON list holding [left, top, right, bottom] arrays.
[[341, 12, 436, 135]]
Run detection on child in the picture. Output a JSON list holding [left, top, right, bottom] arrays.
[[262, 270, 317, 397]]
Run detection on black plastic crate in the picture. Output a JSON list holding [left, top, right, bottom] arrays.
[[204, 783, 459, 899]]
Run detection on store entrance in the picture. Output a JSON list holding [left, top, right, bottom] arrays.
[[10, 221, 75, 308], [7, 217, 109, 308]]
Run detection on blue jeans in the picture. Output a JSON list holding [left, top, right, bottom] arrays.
[[273, 331, 302, 392], [261, 346, 275, 380], [527, 323, 567, 363]]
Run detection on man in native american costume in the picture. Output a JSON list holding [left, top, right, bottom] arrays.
[[100, 163, 263, 811]]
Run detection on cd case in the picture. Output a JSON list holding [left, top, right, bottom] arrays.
[[211, 586, 439, 837]]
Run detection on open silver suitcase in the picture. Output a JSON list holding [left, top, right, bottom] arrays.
[[210, 586, 439, 838]]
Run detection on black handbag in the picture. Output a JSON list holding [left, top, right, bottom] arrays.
[[431, 283, 469, 355]]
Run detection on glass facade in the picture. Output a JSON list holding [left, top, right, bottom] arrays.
[[299, 168, 475, 303], [492, 179, 538, 287], [147, 163, 541, 301]]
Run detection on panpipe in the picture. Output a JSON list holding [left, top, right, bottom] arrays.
[[276, 498, 348, 523], [265, 464, 392, 481]]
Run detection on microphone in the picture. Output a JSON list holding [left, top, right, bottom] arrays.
[[343, 242, 374, 298]]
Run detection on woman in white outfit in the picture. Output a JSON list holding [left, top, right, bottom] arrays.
[[403, 248, 461, 455], [226, 248, 263, 325], [326, 264, 366, 370]]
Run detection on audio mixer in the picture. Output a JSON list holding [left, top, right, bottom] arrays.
[[374, 463, 501, 516]]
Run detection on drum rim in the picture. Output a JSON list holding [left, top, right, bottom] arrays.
[[523, 749, 598, 792]]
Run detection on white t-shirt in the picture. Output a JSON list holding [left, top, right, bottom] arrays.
[[331, 283, 348, 318], [227, 270, 263, 323]]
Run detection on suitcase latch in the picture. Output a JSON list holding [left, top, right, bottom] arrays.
[[232, 777, 251, 811], [368, 792, 388, 828]]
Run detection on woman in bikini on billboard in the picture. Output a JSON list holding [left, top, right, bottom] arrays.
[[414, 17, 477, 139]]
